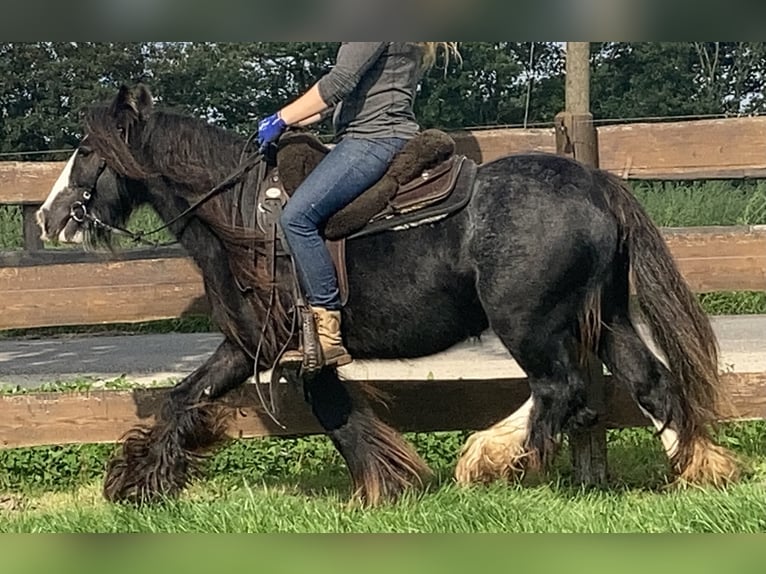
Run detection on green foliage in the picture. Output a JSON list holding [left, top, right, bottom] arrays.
[[146, 42, 340, 136], [0, 431, 468, 495], [590, 42, 766, 120], [0, 444, 112, 492], [0, 43, 149, 156], [699, 292, 766, 315], [0, 205, 21, 248], [5, 41, 766, 159], [743, 184, 766, 224]]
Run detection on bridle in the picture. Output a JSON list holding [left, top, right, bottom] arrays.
[[67, 142, 268, 247], [68, 157, 107, 225]]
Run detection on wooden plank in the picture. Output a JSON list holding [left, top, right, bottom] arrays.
[[598, 117, 766, 180], [4, 116, 766, 206], [665, 226, 766, 259], [0, 227, 762, 330], [453, 127, 555, 164], [0, 161, 65, 204], [667, 226, 766, 293], [455, 117, 766, 179], [0, 245, 188, 268], [1, 283, 209, 329], [22, 205, 43, 251], [0, 371, 763, 450], [675, 254, 766, 292], [0, 258, 208, 330], [0, 256, 202, 291], [0, 226, 766, 329]]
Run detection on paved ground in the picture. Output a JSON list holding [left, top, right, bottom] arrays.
[[0, 315, 763, 388]]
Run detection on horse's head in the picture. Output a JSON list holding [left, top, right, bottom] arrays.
[[36, 85, 154, 247]]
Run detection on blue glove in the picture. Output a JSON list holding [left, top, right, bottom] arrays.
[[257, 113, 286, 150]]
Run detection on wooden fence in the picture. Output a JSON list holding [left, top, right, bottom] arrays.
[[0, 117, 765, 450]]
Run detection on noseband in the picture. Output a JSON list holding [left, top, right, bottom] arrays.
[[69, 158, 107, 225]]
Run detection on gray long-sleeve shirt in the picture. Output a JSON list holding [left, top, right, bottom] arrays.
[[317, 42, 426, 141]]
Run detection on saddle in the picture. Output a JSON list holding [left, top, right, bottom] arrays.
[[255, 129, 478, 305]]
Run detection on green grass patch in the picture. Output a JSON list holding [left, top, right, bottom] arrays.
[[699, 291, 766, 315], [0, 205, 22, 249], [0, 423, 765, 532], [630, 179, 766, 226]]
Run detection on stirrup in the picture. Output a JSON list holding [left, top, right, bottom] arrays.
[[300, 306, 323, 373], [278, 307, 323, 374], [278, 349, 304, 369]]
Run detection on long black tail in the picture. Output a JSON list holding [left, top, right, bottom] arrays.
[[596, 171, 723, 441]]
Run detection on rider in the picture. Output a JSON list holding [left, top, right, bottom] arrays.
[[257, 42, 460, 367]]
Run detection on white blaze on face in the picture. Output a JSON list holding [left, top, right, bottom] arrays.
[[36, 150, 78, 242], [41, 149, 77, 212]]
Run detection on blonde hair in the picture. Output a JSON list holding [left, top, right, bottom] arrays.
[[417, 42, 461, 71]]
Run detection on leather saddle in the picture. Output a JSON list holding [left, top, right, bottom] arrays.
[[255, 128, 478, 305]]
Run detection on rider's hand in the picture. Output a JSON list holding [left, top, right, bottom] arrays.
[[257, 113, 287, 150]]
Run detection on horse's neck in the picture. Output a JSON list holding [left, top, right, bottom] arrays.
[[144, 180, 201, 243], [143, 113, 250, 180]]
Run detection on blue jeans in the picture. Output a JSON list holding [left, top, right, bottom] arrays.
[[280, 136, 406, 310]]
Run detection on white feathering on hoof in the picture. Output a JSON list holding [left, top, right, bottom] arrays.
[[455, 397, 535, 485]]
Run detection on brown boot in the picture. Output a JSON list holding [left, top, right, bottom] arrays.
[[312, 306, 353, 367]]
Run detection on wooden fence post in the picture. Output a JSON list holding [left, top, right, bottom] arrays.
[[555, 42, 608, 486], [22, 205, 44, 252]]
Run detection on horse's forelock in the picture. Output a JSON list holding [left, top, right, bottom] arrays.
[[83, 105, 149, 181]]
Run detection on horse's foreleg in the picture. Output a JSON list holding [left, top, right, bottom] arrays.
[[104, 338, 253, 504], [304, 370, 432, 506]]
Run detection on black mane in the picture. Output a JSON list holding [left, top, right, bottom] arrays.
[[84, 99, 296, 367]]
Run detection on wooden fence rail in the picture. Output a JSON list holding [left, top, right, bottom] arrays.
[[2, 371, 766, 450], [1, 226, 764, 331]]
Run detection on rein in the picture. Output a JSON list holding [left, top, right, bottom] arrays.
[[73, 150, 268, 247]]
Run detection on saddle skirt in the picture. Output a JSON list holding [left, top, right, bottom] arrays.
[[254, 129, 478, 305]]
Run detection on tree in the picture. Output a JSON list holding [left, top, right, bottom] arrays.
[[147, 42, 340, 135], [5, 42, 765, 160], [590, 42, 766, 121], [0, 43, 148, 155]]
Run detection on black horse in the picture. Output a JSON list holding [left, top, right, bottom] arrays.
[[37, 84, 738, 505]]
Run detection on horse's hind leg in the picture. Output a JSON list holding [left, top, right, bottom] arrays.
[[303, 369, 431, 506], [104, 338, 253, 504], [456, 318, 595, 485], [598, 314, 738, 486]]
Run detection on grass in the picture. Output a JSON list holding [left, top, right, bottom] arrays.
[[1, 423, 765, 532], [630, 179, 766, 227]]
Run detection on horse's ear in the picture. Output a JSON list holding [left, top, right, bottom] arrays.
[[133, 84, 154, 119], [110, 84, 139, 119]]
